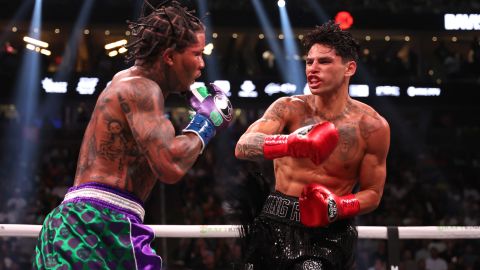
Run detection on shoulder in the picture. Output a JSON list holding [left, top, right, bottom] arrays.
[[265, 95, 309, 117], [110, 74, 159, 94], [351, 100, 390, 140], [104, 74, 164, 113], [107, 74, 163, 103]]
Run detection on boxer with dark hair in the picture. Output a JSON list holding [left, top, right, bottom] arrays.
[[235, 21, 390, 269], [33, 1, 232, 269]]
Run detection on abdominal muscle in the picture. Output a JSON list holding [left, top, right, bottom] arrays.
[[273, 157, 357, 197]]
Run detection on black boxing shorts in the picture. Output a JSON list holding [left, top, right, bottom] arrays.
[[240, 191, 357, 270]]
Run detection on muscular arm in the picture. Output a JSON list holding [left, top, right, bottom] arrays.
[[355, 115, 390, 214], [119, 79, 201, 184], [234, 97, 291, 161]]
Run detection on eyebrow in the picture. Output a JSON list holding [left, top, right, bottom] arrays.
[[305, 56, 334, 61]]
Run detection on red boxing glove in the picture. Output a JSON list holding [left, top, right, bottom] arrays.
[[299, 183, 360, 227], [263, 122, 339, 165]]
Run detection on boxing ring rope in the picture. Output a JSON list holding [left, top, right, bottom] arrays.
[[2, 224, 479, 269], [1, 224, 480, 239]]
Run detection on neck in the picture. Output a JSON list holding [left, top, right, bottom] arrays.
[[311, 89, 352, 122], [132, 61, 170, 96]]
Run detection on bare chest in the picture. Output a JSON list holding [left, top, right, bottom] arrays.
[[293, 116, 367, 177]]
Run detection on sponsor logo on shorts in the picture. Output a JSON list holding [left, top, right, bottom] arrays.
[[262, 195, 300, 222]]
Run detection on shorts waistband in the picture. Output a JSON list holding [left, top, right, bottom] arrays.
[[260, 191, 300, 223], [63, 182, 145, 222]]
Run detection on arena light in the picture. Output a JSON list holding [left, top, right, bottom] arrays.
[[203, 43, 214, 55], [239, 80, 258, 98], [23, 36, 49, 48], [40, 48, 51, 56], [375, 86, 400, 97], [335, 11, 354, 30], [104, 39, 128, 50], [7, 0, 44, 194], [195, 0, 221, 83], [118, 47, 128, 54], [108, 50, 118, 57], [25, 44, 35, 51], [349, 84, 369, 97], [444, 13, 480, 30], [407, 87, 441, 97], [41, 77, 68, 93], [76, 77, 99, 95], [213, 80, 232, 96], [264, 82, 296, 96], [279, 2, 304, 94], [277, 0, 285, 8]]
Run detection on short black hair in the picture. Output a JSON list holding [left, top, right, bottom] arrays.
[[126, 0, 205, 64], [303, 20, 360, 62]]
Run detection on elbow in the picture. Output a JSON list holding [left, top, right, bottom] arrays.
[[234, 143, 243, 159], [368, 192, 383, 212], [161, 174, 183, 184], [153, 166, 185, 184]]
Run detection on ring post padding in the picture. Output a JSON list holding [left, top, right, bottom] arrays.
[[387, 226, 400, 269]]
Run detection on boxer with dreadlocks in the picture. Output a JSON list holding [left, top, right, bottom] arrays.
[[33, 1, 232, 269]]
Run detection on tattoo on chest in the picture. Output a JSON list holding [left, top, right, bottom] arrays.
[[336, 124, 359, 162]]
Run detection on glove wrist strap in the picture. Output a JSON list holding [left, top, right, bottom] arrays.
[[183, 114, 216, 153], [338, 194, 360, 219], [263, 135, 289, 159]]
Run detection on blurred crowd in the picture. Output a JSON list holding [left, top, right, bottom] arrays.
[[0, 100, 479, 269], [1, 34, 480, 86]]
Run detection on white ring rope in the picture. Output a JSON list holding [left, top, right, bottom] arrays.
[[1, 224, 480, 239]]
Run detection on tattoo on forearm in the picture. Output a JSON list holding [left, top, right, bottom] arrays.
[[237, 133, 265, 160]]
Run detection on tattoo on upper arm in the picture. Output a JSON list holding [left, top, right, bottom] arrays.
[[118, 93, 131, 114], [265, 101, 287, 121]]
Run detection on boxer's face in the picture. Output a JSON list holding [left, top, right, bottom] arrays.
[[305, 43, 356, 95], [169, 32, 205, 92]]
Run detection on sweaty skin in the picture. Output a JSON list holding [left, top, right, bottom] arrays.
[[235, 44, 390, 215], [74, 33, 206, 201]]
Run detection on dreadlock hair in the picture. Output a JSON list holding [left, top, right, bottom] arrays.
[[125, 0, 205, 64], [303, 20, 360, 63]]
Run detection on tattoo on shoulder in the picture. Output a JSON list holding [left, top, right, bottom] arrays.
[[118, 93, 131, 114], [265, 101, 287, 120], [359, 114, 383, 139], [133, 90, 154, 112]]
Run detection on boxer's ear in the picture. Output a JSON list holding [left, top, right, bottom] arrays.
[[345, 60, 356, 77], [163, 48, 175, 66]]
